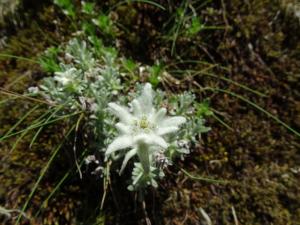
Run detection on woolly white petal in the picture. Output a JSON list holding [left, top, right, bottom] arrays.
[[153, 108, 167, 123], [115, 123, 131, 134], [133, 133, 168, 149], [157, 126, 179, 135], [54, 71, 64, 76], [133, 134, 152, 146], [54, 76, 71, 85], [150, 134, 168, 149], [138, 83, 153, 114], [106, 135, 133, 156], [161, 116, 186, 127], [119, 148, 137, 175], [108, 103, 134, 124], [132, 99, 142, 117]]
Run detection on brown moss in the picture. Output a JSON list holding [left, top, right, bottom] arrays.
[[1, 0, 300, 224]]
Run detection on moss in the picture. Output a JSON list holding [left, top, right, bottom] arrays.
[[0, 3, 80, 225], [1, 0, 300, 224], [0, 0, 20, 26]]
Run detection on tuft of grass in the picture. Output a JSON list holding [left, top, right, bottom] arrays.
[[29, 105, 64, 148], [165, 67, 299, 138], [15, 122, 77, 224], [9, 107, 56, 153], [0, 110, 82, 142], [1, 104, 41, 138], [0, 53, 38, 63], [0, 88, 54, 106], [208, 87, 300, 138], [34, 148, 88, 218]]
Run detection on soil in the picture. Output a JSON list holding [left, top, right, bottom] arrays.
[[0, 1, 299, 225]]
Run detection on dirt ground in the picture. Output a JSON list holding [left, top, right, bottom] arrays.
[[0, 1, 299, 224]]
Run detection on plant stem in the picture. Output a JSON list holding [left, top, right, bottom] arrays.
[[137, 142, 150, 174]]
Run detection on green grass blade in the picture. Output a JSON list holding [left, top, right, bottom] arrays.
[[100, 162, 111, 210], [0, 53, 38, 63], [0, 93, 42, 104], [169, 69, 267, 97], [9, 108, 56, 153], [171, 2, 188, 56], [29, 105, 64, 148], [110, 0, 166, 11], [73, 113, 85, 179], [211, 113, 233, 131], [34, 149, 88, 218], [0, 111, 81, 142], [0, 88, 54, 105], [9, 130, 29, 154], [34, 169, 71, 217], [167, 59, 220, 67], [2, 105, 40, 138], [15, 123, 77, 225], [195, 71, 267, 97], [210, 88, 300, 138], [0, 96, 18, 105], [181, 168, 227, 184]]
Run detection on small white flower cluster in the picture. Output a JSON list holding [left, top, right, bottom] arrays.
[[54, 68, 77, 86], [37, 39, 121, 114], [106, 83, 187, 190]]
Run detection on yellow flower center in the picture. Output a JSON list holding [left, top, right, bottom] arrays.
[[132, 116, 154, 133], [139, 117, 149, 129]]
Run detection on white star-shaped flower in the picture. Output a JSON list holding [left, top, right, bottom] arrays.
[[106, 83, 186, 174]]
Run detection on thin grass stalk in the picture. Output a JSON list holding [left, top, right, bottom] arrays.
[[15, 123, 77, 225]]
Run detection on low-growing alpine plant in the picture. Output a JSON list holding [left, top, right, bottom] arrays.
[[31, 37, 211, 191], [106, 83, 186, 190]]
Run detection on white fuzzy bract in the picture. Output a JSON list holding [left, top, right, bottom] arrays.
[[106, 83, 186, 174], [54, 68, 77, 86]]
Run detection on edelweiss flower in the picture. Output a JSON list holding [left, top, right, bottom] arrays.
[[106, 83, 186, 174], [54, 68, 77, 86]]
